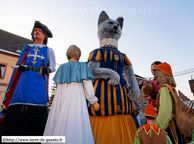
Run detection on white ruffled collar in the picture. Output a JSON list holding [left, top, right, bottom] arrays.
[[100, 38, 118, 49], [28, 44, 47, 48]]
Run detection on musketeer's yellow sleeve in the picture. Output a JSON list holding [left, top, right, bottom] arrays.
[[155, 87, 172, 130], [134, 131, 140, 144]]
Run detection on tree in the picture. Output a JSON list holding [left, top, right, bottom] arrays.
[[49, 82, 57, 107]]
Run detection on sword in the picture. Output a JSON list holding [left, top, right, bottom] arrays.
[[12, 65, 27, 69]]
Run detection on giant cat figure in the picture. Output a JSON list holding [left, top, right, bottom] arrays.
[[87, 11, 140, 144]]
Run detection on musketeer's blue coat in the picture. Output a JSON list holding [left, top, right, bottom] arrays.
[[8, 45, 48, 106]]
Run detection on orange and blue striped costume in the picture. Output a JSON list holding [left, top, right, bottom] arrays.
[[88, 47, 134, 116]]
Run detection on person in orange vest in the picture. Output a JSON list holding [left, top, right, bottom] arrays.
[[134, 104, 172, 144]]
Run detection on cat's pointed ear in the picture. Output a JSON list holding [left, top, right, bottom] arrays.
[[116, 17, 124, 29], [98, 11, 109, 25]]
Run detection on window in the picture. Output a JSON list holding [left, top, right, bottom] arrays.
[[0, 65, 5, 79], [16, 49, 22, 54]]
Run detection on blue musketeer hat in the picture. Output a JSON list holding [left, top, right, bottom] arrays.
[[32, 21, 53, 38]]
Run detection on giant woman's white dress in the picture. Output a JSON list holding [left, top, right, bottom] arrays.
[[43, 61, 98, 144]]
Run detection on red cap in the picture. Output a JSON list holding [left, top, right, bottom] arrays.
[[144, 104, 157, 117], [153, 62, 173, 78]]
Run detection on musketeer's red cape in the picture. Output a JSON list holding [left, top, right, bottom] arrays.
[[3, 47, 31, 109]]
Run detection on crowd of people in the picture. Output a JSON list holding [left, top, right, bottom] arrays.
[[0, 21, 193, 144]]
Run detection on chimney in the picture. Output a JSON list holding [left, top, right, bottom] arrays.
[[188, 78, 194, 96]]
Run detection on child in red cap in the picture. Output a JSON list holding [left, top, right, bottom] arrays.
[[134, 104, 172, 144]]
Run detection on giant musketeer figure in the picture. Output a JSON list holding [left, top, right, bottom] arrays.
[[0, 21, 56, 136]]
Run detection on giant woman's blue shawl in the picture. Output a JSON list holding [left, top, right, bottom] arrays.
[[53, 61, 93, 84]]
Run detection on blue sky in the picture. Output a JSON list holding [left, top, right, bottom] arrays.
[[0, 0, 194, 99]]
